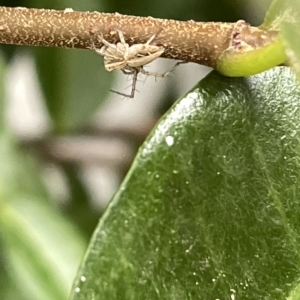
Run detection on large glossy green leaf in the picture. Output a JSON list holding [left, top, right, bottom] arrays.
[[70, 67, 300, 299]]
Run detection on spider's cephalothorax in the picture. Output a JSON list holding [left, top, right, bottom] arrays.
[[91, 29, 172, 98]]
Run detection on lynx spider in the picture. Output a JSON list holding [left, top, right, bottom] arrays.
[[90, 29, 176, 98]]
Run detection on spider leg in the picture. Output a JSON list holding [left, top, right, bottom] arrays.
[[121, 69, 136, 75], [89, 30, 109, 50], [130, 69, 138, 98], [146, 28, 164, 45], [140, 68, 169, 78], [140, 61, 185, 78], [116, 30, 127, 46], [110, 68, 139, 98], [89, 29, 125, 58], [100, 38, 118, 50]]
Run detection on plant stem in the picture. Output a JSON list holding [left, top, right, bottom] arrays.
[[0, 6, 283, 72]]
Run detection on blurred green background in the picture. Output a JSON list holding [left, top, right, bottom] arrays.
[[0, 1, 271, 299]]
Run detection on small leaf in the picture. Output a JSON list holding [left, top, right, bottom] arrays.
[[261, 0, 300, 30], [70, 67, 300, 299], [261, 0, 300, 79], [279, 0, 300, 79]]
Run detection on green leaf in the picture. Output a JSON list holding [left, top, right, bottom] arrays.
[[281, 21, 300, 79], [280, 0, 300, 79], [261, 0, 300, 30], [70, 67, 300, 299], [261, 0, 300, 78], [0, 128, 86, 299]]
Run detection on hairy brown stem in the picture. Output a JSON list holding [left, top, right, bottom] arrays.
[[0, 6, 278, 69]]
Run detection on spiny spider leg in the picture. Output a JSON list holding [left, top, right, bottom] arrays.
[[90, 30, 125, 59], [140, 68, 170, 78], [140, 61, 184, 78], [110, 68, 139, 98], [115, 29, 127, 46], [145, 28, 163, 45], [115, 28, 162, 49]]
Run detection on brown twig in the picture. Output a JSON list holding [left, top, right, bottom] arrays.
[[0, 6, 279, 69]]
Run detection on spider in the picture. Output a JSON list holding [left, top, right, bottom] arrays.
[[90, 29, 175, 98]]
